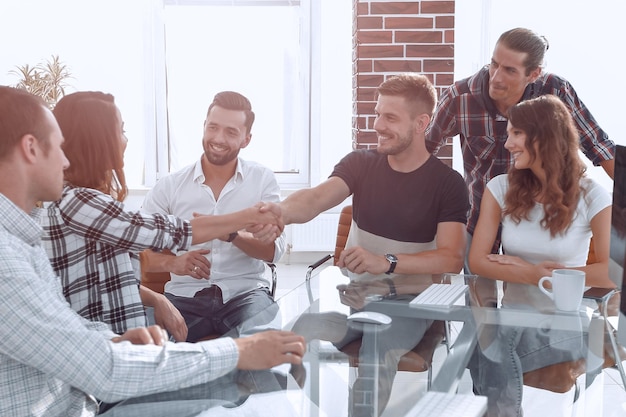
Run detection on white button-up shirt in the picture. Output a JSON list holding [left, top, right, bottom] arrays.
[[142, 158, 286, 301]]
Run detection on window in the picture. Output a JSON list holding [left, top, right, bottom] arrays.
[[0, 0, 351, 193], [0, 0, 152, 189], [154, 0, 311, 187]]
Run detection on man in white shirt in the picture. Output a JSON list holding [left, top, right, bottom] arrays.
[[0, 85, 304, 417], [142, 91, 286, 342]]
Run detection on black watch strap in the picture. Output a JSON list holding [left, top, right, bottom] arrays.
[[384, 253, 397, 275], [227, 231, 239, 242]]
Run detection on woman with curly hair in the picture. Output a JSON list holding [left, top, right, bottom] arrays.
[[468, 94, 614, 416], [40, 91, 279, 341]]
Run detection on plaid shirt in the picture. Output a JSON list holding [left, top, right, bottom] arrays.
[[0, 193, 238, 417], [40, 184, 193, 334], [426, 66, 615, 238]]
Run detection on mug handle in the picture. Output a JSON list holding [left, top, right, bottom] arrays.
[[538, 276, 554, 300]]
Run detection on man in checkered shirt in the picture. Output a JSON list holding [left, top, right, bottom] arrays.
[[426, 27, 614, 264]]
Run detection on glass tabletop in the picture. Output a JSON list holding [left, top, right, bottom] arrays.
[[115, 266, 603, 417]]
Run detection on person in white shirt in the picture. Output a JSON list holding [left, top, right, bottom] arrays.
[[0, 85, 304, 417], [142, 91, 286, 342], [468, 94, 613, 416]]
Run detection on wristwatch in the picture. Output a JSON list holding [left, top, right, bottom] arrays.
[[227, 231, 239, 242], [384, 253, 398, 275]]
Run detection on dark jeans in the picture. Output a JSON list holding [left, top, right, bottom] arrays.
[[166, 286, 278, 342], [468, 310, 586, 417]]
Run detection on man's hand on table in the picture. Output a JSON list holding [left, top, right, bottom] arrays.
[[234, 330, 305, 370]]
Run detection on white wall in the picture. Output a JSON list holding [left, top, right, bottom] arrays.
[[455, 0, 625, 192]]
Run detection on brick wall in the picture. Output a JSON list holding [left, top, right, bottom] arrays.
[[352, 0, 455, 164]]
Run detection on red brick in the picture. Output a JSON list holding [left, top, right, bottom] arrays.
[[421, 1, 455, 14], [374, 59, 422, 73], [444, 29, 454, 43], [406, 44, 454, 58], [354, 116, 368, 130], [357, 16, 383, 29], [395, 30, 442, 43], [357, 101, 377, 115], [436, 15, 454, 29], [357, 73, 385, 87], [357, 59, 372, 73], [435, 72, 454, 87], [356, 87, 378, 101], [356, 1, 368, 15], [424, 59, 454, 72], [356, 130, 378, 144], [370, 2, 419, 15], [385, 17, 433, 30], [357, 31, 393, 44], [358, 44, 405, 58]]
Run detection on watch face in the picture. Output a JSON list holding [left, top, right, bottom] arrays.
[[385, 254, 398, 262]]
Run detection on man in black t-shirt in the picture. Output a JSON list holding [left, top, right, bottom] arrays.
[[254, 74, 469, 416]]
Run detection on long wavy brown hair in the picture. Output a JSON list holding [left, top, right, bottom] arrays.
[[53, 91, 127, 201], [504, 94, 586, 237]]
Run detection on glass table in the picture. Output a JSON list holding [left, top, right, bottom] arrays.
[[113, 266, 604, 417]]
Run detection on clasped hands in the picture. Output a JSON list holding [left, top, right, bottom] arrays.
[[246, 202, 284, 243]]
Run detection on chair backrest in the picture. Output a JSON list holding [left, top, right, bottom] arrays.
[[139, 249, 172, 294], [334, 205, 352, 265]]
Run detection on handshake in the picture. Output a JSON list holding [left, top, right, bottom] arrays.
[[244, 202, 284, 243]]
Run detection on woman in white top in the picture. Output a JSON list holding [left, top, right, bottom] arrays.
[[468, 94, 614, 416]]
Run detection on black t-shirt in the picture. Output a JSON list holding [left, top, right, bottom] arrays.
[[331, 150, 469, 243]]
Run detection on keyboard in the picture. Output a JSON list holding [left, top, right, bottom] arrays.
[[409, 284, 468, 308], [405, 391, 487, 417]]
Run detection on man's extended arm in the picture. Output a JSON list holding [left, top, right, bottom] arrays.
[[281, 177, 351, 225], [252, 177, 351, 243]]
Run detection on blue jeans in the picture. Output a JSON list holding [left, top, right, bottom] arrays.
[[468, 308, 586, 417], [166, 286, 278, 342]]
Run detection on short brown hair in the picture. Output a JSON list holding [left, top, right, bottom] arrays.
[[0, 86, 51, 160], [376, 74, 437, 118], [207, 91, 255, 135]]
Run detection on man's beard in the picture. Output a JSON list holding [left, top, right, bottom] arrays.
[[203, 145, 240, 166], [376, 129, 413, 155]]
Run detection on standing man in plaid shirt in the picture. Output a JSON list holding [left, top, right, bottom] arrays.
[[426, 27, 614, 268]]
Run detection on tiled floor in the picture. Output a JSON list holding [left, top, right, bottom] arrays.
[[274, 261, 626, 417]]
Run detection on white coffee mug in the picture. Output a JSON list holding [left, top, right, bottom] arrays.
[[538, 269, 585, 312]]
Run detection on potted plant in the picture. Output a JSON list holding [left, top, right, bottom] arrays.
[[10, 55, 72, 109]]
